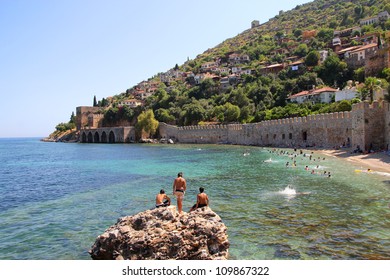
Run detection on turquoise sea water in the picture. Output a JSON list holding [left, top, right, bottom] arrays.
[[0, 138, 389, 260]]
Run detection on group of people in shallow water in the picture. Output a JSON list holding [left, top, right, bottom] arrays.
[[268, 148, 332, 178], [155, 172, 209, 214]]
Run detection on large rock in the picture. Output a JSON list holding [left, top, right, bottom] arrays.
[[89, 206, 229, 260]]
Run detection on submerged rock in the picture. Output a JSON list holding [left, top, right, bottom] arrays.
[[89, 206, 229, 260]]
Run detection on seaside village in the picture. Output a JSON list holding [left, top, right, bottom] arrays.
[[115, 12, 389, 109], [76, 12, 390, 152]]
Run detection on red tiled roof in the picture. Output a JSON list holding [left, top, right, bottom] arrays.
[[287, 91, 309, 99], [287, 87, 338, 99], [350, 43, 378, 53], [311, 87, 338, 94]]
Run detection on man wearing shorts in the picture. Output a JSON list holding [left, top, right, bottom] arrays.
[[155, 189, 171, 208], [190, 187, 209, 212], [172, 172, 186, 214]]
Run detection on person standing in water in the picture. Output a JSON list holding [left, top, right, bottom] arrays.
[[173, 172, 186, 214]]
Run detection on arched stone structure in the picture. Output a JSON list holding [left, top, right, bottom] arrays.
[[101, 131, 107, 143], [87, 132, 93, 143], [109, 131, 115, 143], [94, 131, 100, 143], [79, 127, 136, 144]]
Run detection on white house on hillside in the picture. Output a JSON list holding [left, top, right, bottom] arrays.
[[287, 87, 338, 104], [119, 99, 143, 108], [335, 81, 360, 102]]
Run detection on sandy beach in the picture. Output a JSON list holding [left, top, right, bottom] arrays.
[[316, 148, 390, 173]]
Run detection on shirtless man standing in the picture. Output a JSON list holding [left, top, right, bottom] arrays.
[[190, 187, 209, 212], [173, 172, 186, 213]]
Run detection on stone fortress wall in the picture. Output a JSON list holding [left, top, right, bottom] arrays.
[[77, 101, 390, 151], [159, 101, 390, 151]]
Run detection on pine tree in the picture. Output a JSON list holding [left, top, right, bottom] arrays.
[[93, 95, 98, 107]]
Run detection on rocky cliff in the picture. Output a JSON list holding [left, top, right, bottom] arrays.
[[89, 206, 229, 260]]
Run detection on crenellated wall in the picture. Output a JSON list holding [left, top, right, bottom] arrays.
[[159, 101, 390, 151], [352, 101, 390, 151], [77, 101, 390, 150], [160, 111, 352, 148]]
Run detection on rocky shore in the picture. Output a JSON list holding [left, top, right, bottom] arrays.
[[41, 130, 78, 142], [89, 206, 229, 260]]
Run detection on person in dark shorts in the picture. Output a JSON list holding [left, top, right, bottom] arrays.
[[190, 187, 209, 212], [172, 172, 186, 213], [155, 189, 171, 208]]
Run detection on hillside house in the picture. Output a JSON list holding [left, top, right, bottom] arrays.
[[215, 67, 230, 74], [251, 20, 260, 28], [228, 53, 250, 65], [360, 11, 389, 26], [220, 77, 230, 90], [201, 61, 219, 72], [220, 76, 240, 90], [259, 63, 285, 75], [344, 43, 378, 69], [231, 66, 242, 74], [194, 73, 220, 85], [335, 81, 361, 102], [287, 87, 338, 104], [336, 46, 361, 59], [134, 91, 153, 100], [119, 99, 143, 108], [334, 27, 361, 38], [286, 90, 309, 104]]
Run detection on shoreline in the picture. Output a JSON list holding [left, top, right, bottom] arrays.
[[314, 148, 390, 173]]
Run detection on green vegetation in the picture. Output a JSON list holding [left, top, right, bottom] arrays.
[[72, 0, 390, 133], [55, 112, 76, 132], [136, 109, 159, 138]]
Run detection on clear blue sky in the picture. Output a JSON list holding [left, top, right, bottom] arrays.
[[0, 0, 310, 138]]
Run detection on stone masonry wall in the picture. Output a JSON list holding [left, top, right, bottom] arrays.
[[77, 101, 390, 149], [76, 106, 101, 130], [159, 101, 390, 151], [160, 111, 352, 148]]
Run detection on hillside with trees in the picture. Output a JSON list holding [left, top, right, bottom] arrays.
[[55, 0, 390, 136]]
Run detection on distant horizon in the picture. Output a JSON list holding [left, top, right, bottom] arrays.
[[0, 0, 310, 138], [0, 136, 45, 139]]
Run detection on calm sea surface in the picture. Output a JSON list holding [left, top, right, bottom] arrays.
[[0, 138, 389, 260]]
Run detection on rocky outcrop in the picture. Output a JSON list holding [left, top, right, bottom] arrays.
[[89, 206, 229, 260], [41, 130, 78, 142]]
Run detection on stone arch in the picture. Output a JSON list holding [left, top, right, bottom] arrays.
[[87, 132, 93, 143], [109, 131, 116, 143], [81, 132, 87, 143], [94, 131, 100, 143], [101, 131, 107, 143]]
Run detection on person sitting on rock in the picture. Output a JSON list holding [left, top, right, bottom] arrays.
[[156, 189, 171, 208], [190, 187, 209, 212]]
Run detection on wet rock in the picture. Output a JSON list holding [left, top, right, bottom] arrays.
[[89, 206, 229, 260]]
